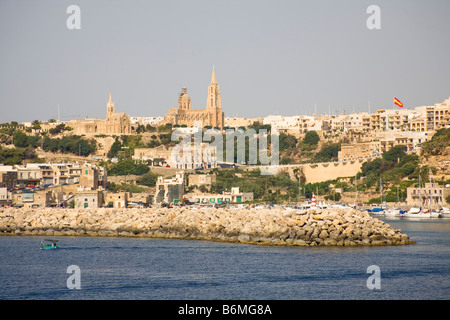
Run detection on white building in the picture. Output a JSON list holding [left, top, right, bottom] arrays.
[[130, 116, 164, 126]]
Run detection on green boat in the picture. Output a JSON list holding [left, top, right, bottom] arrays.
[[40, 239, 60, 250]]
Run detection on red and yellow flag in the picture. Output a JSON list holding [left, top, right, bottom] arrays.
[[394, 97, 403, 108]]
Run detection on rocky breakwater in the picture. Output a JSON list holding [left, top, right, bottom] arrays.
[[0, 207, 414, 246]]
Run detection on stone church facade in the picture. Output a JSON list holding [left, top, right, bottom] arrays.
[[68, 93, 131, 135], [162, 67, 225, 129]]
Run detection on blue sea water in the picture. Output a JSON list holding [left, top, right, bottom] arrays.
[[0, 218, 449, 300]]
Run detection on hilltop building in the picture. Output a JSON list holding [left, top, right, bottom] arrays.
[[162, 67, 225, 130], [68, 93, 131, 135]]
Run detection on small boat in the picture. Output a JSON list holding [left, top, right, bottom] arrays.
[[40, 239, 60, 250], [440, 207, 450, 218], [429, 210, 442, 218], [371, 207, 384, 215], [384, 207, 404, 217]]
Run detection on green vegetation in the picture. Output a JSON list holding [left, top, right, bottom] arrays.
[[312, 143, 340, 163], [105, 158, 150, 176], [13, 131, 41, 148], [0, 145, 38, 165], [278, 133, 298, 152], [208, 168, 347, 204], [136, 171, 160, 187], [357, 145, 422, 188], [42, 135, 96, 156], [421, 128, 450, 156], [48, 123, 72, 135], [247, 121, 272, 133], [302, 131, 320, 147], [107, 182, 147, 193], [107, 135, 146, 158]]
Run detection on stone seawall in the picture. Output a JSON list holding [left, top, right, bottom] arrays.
[[0, 207, 414, 246]]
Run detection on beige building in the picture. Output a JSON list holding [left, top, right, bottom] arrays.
[[154, 171, 185, 204], [0, 187, 9, 205], [69, 93, 131, 136], [225, 117, 261, 128], [338, 141, 381, 161], [11, 190, 54, 208], [105, 192, 128, 208], [188, 173, 216, 190], [134, 143, 217, 170], [186, 187, 253, 204], [73, 190, 105, 209], [406, 182, 449, 208], [162, 67, 225, 130]]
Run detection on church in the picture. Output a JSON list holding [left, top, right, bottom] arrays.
[[68, 93, 131, 135], [162, 67, 225, 129]]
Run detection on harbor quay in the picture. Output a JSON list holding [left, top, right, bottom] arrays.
[[0, 207, 414, 246]]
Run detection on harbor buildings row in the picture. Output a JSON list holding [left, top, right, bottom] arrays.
[[154, 171, 253, 205], [0, 162, 107, 191]]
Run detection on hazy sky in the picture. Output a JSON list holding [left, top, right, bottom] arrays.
[[1, 0, 449, 123]]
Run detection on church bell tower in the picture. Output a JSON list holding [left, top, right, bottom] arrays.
[[206, 66, 222, 110], [106, 92, 115, 120]]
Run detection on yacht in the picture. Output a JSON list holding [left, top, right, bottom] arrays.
[[440, 207, 450, 218], [384, 207, 405, 217]]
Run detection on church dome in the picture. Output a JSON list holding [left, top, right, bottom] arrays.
[[178, 87, 191, 110]]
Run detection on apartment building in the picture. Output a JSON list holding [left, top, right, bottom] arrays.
[[0, 162, 107, 190]]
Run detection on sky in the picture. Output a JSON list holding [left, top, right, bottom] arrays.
[[1, 0, 449, 123]]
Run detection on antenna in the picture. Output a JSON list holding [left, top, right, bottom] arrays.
[[58, 104, 60, 122]]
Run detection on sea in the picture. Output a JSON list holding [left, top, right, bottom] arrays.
[[0, 218, 449, 301]]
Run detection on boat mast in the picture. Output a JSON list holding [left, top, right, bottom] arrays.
[[418, 174, 422, 210], [380, 177, 383, 208]]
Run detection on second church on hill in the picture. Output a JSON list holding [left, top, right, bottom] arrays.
[[162, 67, 225, 130]]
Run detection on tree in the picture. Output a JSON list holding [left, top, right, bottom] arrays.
[[382, 145, 406, 163], [138, 171, 159, 187], [13, 131, 29, 148], [108, 138, 122, 158], [31, 120, 41, 130], [279, 133, 298, 152], [313, 143, 340, 163], [303, 131, 320, 146], [107, 158, 149, 176]]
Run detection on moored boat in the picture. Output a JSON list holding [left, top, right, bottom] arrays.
[[384, 207, 405, 217]]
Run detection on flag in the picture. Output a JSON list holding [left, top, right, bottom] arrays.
[[394, 97, 403, 108]]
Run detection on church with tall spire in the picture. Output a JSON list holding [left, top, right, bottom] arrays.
[[162, 67, 225, 129], [68, 92, 131, 136]]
